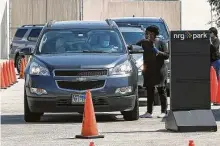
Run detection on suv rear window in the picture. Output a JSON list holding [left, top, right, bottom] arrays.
[[27, 28, 42, 42], [116, 22, 169, 40], [14, 29, 28, 40]]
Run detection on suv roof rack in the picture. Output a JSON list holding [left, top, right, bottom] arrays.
[[22, 24, 44, 27], [105, 19, 118, 29], [45, 20, 56, 27], [117, 23, 145, 31]]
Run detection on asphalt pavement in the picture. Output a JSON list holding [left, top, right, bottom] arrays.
[[1, 78, 220, 146]]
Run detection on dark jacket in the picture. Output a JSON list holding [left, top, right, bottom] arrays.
[[136, 38, 169, 87], [210, 37, 220, 63]]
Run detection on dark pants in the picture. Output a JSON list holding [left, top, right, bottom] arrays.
[[146, 86, 168, 114]]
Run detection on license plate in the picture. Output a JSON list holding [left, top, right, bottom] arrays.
[[71, 94, 85, 104]]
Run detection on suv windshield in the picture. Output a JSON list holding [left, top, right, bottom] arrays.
[[116, 22, 169, 40], [36, 29, 125, 54]]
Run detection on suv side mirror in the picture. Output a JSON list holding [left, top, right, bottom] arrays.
[[19, 47, 34, 56], [128, 45, 143, 54]]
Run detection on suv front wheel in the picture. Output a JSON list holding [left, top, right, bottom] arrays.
[[16, 55, 24, 73], [121, 91, 139, 121], [24, 89, 43, 122]]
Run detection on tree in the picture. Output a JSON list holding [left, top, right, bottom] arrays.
[[208, 0, 220, 27]]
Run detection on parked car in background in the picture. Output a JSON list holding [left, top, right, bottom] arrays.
[[113, 17, 171, 99], [9, 24, 43, 73], [118, 26, 145, 89], [21, 20, 142, 122]]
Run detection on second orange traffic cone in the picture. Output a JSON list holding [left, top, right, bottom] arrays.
[[214, 79, 220, 105], [0, 65, 6, 89], [189, 140, 195, 146], [75, 90, 104, 139], [11, 60, 17, 83], [3, 62, 10, 87], [89, 142, 95, 146], [19, 58, 25, 79], [210, 66, 218, 103], [6, 61, 12, 85]]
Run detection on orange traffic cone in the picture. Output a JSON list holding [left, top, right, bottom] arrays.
[[9, 60, 14, 83], [3, 62, 10, 87], [189, 140, 195, 146], [11, 60, 17, 83], [210, 66, 218, 103], [75, 90, 104, 139], [214, 79, 220, 105], [0, 65, 6, 89], [89, 142, 95, 146], [6, 61, 13, 85], [9, 60, 15, 84], [24, 57, 27, 67], [19, 58, 24, 79]]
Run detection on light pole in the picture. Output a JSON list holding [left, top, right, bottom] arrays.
[[80, 0, 84, 20], [211, 4, 213, 27]]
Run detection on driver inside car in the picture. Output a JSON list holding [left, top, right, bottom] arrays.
[[55, 37, 67, 53], [92, 34, 118, 52]]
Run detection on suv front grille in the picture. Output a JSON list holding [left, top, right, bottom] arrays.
[[56, 80, 105, 91], [54, 70, 108, 77]]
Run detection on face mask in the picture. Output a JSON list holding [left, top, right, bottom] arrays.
[[210, 32, 215, 38], [102, 41, 109, 47]]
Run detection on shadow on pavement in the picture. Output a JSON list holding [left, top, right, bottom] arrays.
[[160, 109, 220, 122], [101, 129, 173, 134], [1, 113, 123, 125], [55, 129, 171, 140]]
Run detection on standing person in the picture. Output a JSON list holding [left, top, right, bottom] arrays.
[[135, 25, 169, 118], [209, 27, 220, 80]]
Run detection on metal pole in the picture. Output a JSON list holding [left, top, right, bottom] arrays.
[[211, 4, 213, 27], [46, 0, 48, 22], [81, 0, 83, 20]]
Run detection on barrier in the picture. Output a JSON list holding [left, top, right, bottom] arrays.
[[0, 59, 18, 89], [165, 30, 217, 132]]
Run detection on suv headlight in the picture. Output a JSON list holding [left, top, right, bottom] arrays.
[[30, 62, 50, 76], [109, 60, 132, 75]]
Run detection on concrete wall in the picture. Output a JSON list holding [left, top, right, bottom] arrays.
[[83, 0, 181, 31], [10, 0, 80, 41], [0, 0, 9, 59]]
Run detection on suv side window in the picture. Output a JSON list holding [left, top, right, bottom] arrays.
[[14, 29, 28, 40], [27, 28, 42, 42]]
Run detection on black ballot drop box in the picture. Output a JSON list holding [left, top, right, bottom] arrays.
[[165, 30, 217, 132]]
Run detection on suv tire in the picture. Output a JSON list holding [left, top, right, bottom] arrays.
[[16, 55, 24, 73], [121, 91, 139, 121], [24, 89, 42, 122]]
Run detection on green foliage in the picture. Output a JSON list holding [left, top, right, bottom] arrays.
[[208, 0, 220, 27]]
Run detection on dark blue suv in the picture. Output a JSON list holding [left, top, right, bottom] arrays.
[[21, 20, 143, 122]]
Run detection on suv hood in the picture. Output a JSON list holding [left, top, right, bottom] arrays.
[[34, 53, 128, 69]]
